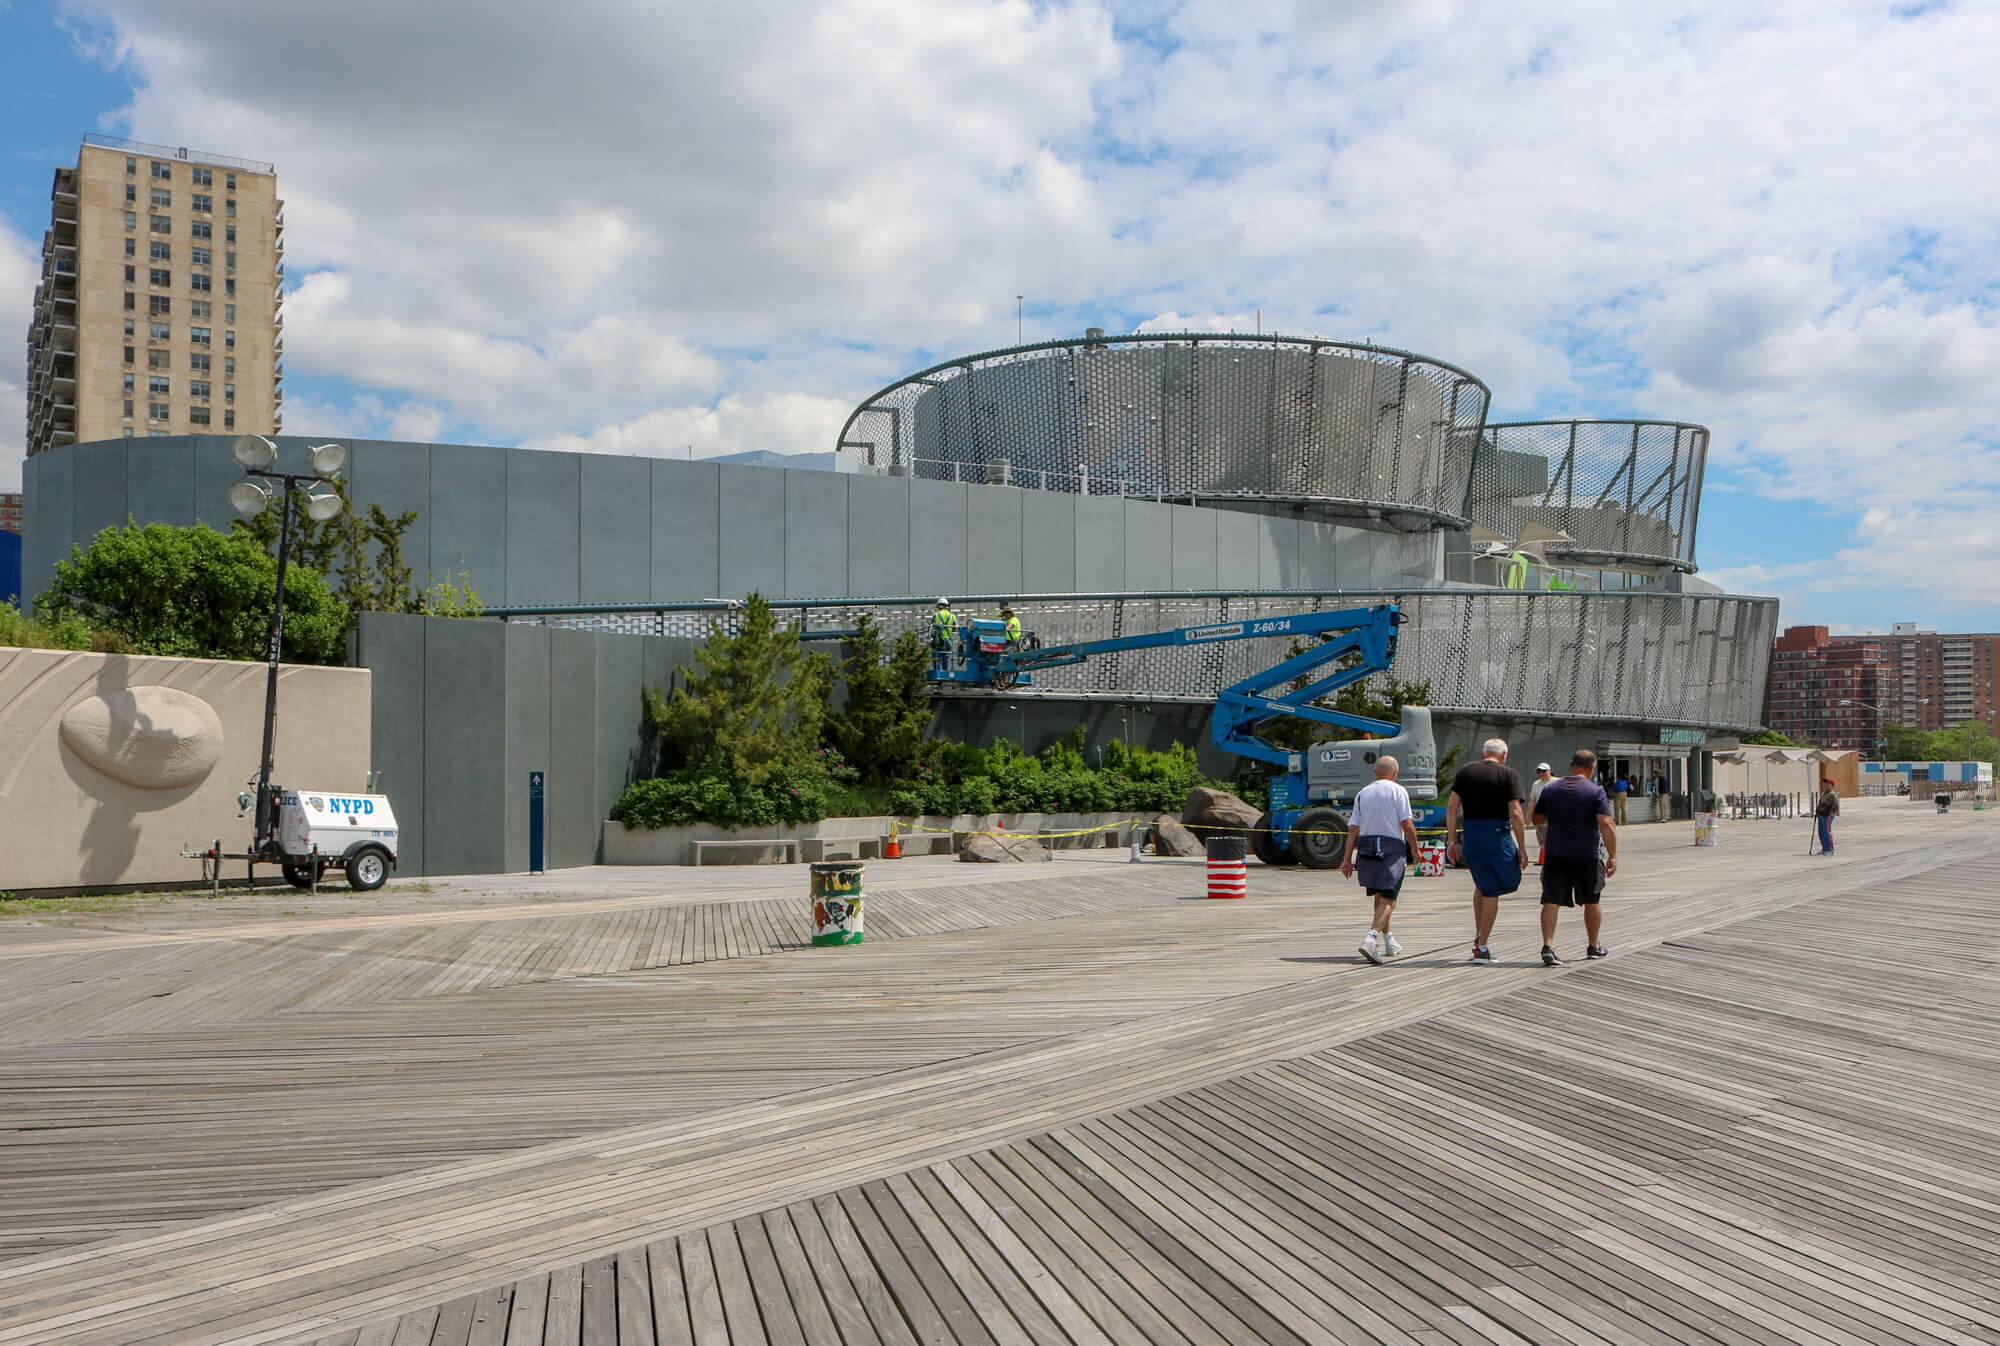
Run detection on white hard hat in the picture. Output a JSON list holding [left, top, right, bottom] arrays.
[[936, 597, 951, 606]]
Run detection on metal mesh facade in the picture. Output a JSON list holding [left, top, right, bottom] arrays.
[[1468, 421, 1708, 572], [837, 334, 1491, 529], [513, 590, 1777, 730]]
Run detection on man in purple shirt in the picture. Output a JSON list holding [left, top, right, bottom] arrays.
[[1531, 748, 1619, 966]]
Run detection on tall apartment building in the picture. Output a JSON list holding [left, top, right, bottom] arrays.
[[1836, 622, 2000, 731], [25, 134, 282, 457], [1764, 625, 1888, 751], [0, 491, 22, 534]]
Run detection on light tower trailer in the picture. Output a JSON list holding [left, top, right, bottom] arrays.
[[932, 602, 1442, 869], [189, 787, 399, 894]]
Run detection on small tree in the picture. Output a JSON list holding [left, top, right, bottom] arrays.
[[644, 593, 831, 783], [1875, 722, 1926, 760], [232, 482, 422, 613], [36, 522, 348, 664], [826, 614, 934, 783]]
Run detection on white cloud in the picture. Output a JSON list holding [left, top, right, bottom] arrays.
[[43, 0, 2000, 625]]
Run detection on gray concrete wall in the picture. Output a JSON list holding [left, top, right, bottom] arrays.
[[22, 437, 1447, 610]]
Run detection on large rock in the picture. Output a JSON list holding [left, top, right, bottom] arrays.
[[959, 832, 1053, 863], [1182, 786, 1262, 840], [1151, 814, 1207, 857]]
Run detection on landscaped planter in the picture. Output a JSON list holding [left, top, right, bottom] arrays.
[[602, 813, 1145, 866]]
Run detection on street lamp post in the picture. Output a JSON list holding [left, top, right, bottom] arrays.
[[227, 435, 347, 853]]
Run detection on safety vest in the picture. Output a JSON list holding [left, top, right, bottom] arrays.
[[1004, 615, 1021, 642], [933, 609, 957, 640], [1505, 551, 1531, 590]]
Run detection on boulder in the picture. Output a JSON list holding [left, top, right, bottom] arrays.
[[1151, 814, 1207, 857], [959, 832, 1053, 863], [1182, 787, 1262, 840]]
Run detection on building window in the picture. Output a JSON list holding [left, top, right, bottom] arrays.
[[150, 268, 171, 287], [224, 410, 235, 429], [125, 183, 137, 203], [224, 277, 236, 297], [149, 321, 170, 341], [224, 383, 235, 402], [190, 326, 211, 347], [226, 172, 236, 190], [224, 304, 236, 323], [224, 330, 235, 350], [125, 211, 137, 230], [192, 220, 211, 240], [149, 294, 171, 316], [150, 188, 171, 208], [190, 246, 210, 266], [150, 241, 171, 261], [189, 300, 210, 319], [123, 373, 135, 394], [150, 215, 170, 233], [191, 193, 212, 214], [125, 264, 136, 283], [192, 167, 212, 187], [126, 156, 136, 174], [190, 380, 210, 399], [225, 224, 236, 244], [225, 198, 235, 217], [149, 402, 169, 421], [124, 345, 135, 364], [225, 250, 236, 271], [124, 292, 136, 311], [124, 401, 135, 419], [191, 273, 211, 292], [148, 350, 170, 370], [223, 356, 235, 376], [190, 352, 209, 372], [124, 319, 135, 337], [151, 161, 171, 181], [189, 407, 210, 426], [149, 376, 170, 396], [124, 238, 136, 259]]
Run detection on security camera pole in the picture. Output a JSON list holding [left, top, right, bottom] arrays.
[[228, 435, 348, 852]]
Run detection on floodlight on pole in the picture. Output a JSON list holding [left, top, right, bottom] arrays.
[[308, 442, 346, 475], [228, 479, 273, 516], [303, 482, 343, 521], [232, 434, 278, 471]]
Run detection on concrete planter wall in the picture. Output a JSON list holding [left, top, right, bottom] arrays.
[[602, 812, 1146, 866]]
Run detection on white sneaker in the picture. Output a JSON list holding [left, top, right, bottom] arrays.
[[1359, 932, 1384, 964], [1382, 933, 1403, 958]]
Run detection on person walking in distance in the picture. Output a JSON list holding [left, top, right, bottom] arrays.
[[1611, 771, 1631, 825], [1342, 756, 1422, 964], [1447, 738, 1529, 963], [1528, 763, 1555, 865], [1533, 749, 1617, 965], [1815, 776, 1841, 855]]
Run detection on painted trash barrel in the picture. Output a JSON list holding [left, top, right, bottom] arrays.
[[1414, 834, 1448, 877], [810, 862, 865, 945], [1694, 812, 1719, 847], [1205, 835, 1248, 899]]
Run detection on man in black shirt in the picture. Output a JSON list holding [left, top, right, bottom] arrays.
[[1446, 738, 1528, 962]]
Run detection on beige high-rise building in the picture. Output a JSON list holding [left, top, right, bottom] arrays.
[[25, 134, 283, 457]]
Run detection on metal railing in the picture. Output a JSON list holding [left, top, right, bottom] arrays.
[[82, 133, 274, 176]]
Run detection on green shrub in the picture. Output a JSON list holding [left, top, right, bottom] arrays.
[[610, 759, 833, 829]]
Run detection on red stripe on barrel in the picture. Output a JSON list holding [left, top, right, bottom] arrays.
[[1207, 857, 1248, 899]]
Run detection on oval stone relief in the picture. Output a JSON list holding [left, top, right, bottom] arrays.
[[60, 685, 226, 790]]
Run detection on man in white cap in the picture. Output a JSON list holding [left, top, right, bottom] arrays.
[[1528, 761, 1555, 865]]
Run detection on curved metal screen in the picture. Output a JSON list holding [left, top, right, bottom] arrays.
[[516, 590, 1777, 731], [837, 334, 1492, 529], [1468, 420, 1708, 572]]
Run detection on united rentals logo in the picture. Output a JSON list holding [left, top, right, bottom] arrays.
[[1183, 623, 1245, 642]]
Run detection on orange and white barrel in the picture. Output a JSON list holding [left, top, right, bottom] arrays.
[[1206, 835, 1248, 899]]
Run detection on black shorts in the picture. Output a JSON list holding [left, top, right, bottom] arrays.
[[1540, 854, 1603, 907]]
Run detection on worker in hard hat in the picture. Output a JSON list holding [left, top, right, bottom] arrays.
[[931, 598, 959, 670], [1001, 604, 1022, 652]]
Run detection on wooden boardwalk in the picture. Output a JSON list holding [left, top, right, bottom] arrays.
[[1, 803, 1995, 1343]]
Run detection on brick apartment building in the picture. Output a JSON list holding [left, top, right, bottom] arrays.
[[1765, 622, 2000, 749], [0, 491, 20, 534]]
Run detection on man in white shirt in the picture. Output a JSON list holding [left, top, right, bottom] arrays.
[[1528, 762, 1555, 865], [1341, 756, 1422, 964]]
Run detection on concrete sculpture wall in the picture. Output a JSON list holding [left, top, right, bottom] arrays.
[[0, 647, 370, 891]]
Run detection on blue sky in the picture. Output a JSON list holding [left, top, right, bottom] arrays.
[[3, 0, 1998, 634]]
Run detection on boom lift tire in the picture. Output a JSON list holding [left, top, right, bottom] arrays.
[[1250, 812, 1294, 866], [1291, 807, 1348, 869]]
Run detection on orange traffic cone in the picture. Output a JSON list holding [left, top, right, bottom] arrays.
[[885, 834, 903, 859]]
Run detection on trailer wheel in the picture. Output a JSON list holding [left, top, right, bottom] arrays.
[[1250, 813, 1293, 866], [346, 845, 391, 892], [281, 860, 323, 890], [1291, 808, 1347, 869]]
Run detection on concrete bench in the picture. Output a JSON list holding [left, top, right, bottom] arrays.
[[688, 838, 800, 866], [891, 833, 952, 856], [799, 837, 883, 862]]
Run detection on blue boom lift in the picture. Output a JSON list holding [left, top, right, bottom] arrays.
[[931, 604, 1441, 867]]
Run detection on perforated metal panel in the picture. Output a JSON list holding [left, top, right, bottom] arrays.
[[512, 590, 1778, 730], [836, 334, 1491, 529], [1468, 420, 1708, 571]]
